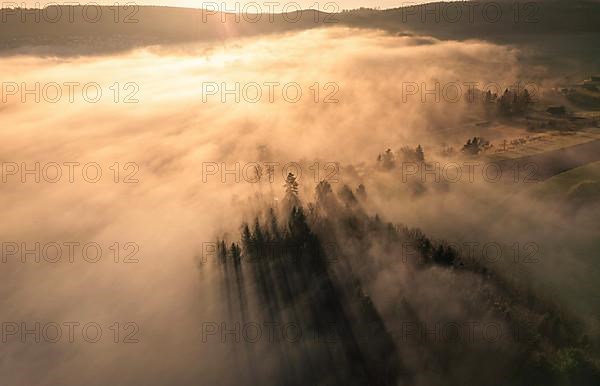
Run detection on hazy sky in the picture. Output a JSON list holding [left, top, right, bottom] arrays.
[[11, 1, 438, 11]]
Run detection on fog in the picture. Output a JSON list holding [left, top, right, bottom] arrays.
[[1, 27, 599, 385]]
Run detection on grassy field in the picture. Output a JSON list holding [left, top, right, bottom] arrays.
[[489, 128, 600, 160], [529, 160, 600, 203], [573, 111, 600, 119]]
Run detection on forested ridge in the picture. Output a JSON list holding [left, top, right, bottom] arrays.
[[212, 175, 600, 385]]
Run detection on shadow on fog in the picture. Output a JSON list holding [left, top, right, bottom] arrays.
[[210, 177, 600, 386]]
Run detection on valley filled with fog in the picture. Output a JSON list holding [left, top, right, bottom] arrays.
[[1, 22, 600, 386]]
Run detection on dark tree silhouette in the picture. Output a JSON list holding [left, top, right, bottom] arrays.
[[462, 137, 492, 155], [377, 148, 395, 170], [339, 185, 358, 207], [415, 144, 425, 162], [497, 88, 534, 116], [315, 180, 333, 202], [284, 172, 299, 196], [356, 184, 367, 201], [399, 145, 425, 162]]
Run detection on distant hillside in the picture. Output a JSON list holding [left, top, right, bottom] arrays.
[[1, 1, 599, 59], [344, 0, 600, 38], [0, 6, 332, 54]]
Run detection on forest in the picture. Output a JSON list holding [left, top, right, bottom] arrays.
[[211, 172, 600, 385]]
